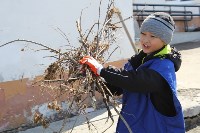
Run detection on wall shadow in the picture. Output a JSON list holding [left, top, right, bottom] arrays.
[[174, 41, 200, 51]]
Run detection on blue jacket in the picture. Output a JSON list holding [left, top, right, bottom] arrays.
[[100, 45, 185, 133], [116, 59, 185, 133]]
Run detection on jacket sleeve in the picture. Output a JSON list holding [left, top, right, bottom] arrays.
[[104, 82, 123, 96], [100, 65, 167, 93]]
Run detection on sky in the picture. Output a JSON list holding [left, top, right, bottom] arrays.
[[0, 0, 135, 82]]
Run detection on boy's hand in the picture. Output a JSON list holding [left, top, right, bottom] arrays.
[[79, 56, 103, 76]]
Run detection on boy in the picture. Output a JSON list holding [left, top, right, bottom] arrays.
[[80, 12, 185, 133]]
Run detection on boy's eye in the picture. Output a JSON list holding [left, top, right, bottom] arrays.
[[140, 32, 157, 38], [151, 35, 157, 38]]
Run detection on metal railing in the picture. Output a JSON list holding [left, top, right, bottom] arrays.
[[133, 3, 200, 31]]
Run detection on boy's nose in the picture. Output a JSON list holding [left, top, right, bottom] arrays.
[[143, 37, 150, 43]]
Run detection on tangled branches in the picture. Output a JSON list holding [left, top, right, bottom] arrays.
[[38, 2, 125, 132], [0, 1, 133, 133]]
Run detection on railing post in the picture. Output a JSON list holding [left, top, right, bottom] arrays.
[[183, 6, 188, 32], [136, 5, 141, 27], [199, 6, 200, 16], [169, 6, 172, 15]]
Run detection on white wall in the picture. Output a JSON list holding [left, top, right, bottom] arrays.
[[171, 31, 200, 44], [0, 0, 135, 81], [134, 0, 196, 5]]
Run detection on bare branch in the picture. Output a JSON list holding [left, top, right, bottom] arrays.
[[0, 39, 59, 54]]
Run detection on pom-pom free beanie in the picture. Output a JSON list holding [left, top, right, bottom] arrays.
[[140, 12, 175, 44]]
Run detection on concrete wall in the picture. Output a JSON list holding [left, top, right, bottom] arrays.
[[0, 59, 127, 132], [0, 78, 54, 131], [0, 77, 107, 132], [134, 0, 196, 5], [0, 0, 134, 131], [0, 58, 128, 132], [171, 31, 200, 44], [0, 0, 135, 82]]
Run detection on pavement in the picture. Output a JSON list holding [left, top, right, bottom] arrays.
[[175, 41, 200, 132], [18, 41, 200, 133], [175, 41, 200, 119]]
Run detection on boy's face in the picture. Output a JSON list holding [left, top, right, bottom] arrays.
[[140, 32, 165, 54]]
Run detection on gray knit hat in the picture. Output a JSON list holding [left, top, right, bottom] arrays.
[[140, 12, 175, 44]]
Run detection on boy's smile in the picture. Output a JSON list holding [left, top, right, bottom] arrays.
[[140, 31, 165, 54]]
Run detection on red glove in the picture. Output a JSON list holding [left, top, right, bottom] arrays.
[[79, 56, 103, 76]]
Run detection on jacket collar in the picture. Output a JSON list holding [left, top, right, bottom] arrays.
[[142, 45, 182, 72]]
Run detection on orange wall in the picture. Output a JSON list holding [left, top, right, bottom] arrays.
[[0, 78, 60, 131], [175, 17, 200, 32]]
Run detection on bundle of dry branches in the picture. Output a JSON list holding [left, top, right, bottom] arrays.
[[0, 0, 133, 132]]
